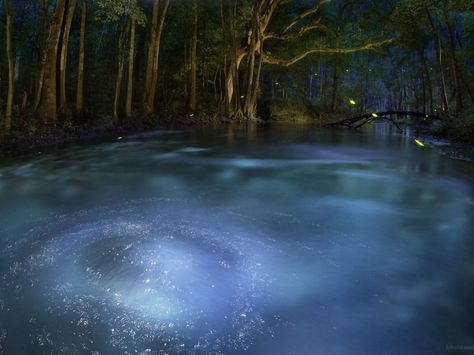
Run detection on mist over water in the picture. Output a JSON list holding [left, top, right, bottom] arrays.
[[1, 124, 473, 354]]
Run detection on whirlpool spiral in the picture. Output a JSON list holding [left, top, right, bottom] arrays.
[[0, 198, 277, 354]]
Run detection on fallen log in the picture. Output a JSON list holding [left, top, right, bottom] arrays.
[[324, 111, 441, 132]]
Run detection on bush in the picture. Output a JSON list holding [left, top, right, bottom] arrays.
[[260, 99, 314, 123], [436, 112, 474, 144]]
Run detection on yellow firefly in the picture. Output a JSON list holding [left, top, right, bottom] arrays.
[[117, 136, 124, 140], [415, 139, 425, 147], [349, 99, 356, 105], [371, 113, 379, 118]]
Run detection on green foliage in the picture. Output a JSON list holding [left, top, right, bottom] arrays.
[[436, 113, 474, 143], [264, 99, 314, 122], [94, 0, 146, 26]]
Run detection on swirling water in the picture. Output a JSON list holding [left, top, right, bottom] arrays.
[[0, 124, 473, 354]]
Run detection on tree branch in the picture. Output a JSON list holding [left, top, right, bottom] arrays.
[[262, 39, 394, 67], [264, 20, 331, 40], [283, 0, 330, 34]]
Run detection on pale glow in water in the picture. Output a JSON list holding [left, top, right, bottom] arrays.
[[0, 126, 473, 354]]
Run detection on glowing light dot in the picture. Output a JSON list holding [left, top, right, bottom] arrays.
[[117, 137, 123, 140], [415, 139, 425, 147], [371, 113, 378, 118], [349, 99, 356, 105]]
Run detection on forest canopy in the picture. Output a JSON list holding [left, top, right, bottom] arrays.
[[0, 0, 473, 136]]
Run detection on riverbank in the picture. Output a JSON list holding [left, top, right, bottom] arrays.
[[1, 111, 473, 162], [403, 111, 474, 161], [0, 114, 227, 159]]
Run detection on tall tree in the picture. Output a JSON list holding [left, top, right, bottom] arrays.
[[141, 0, 170, 117], [59, 0, 77, 116], [32, 0, 50, 114], [76, 0, 87, 118], [223, 0, 392, 119], [36, 0, 67, 124], [2, 0, 14, 134], [186, 0, 198, 114], [95, 0, 146, 121], [114, 22, 129, 122], [125, 16, 136, 120]]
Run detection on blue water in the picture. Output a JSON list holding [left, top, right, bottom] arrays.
[[0, 124, 473, 354]]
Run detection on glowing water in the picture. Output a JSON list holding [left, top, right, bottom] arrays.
[[0, 125, 473, 354]]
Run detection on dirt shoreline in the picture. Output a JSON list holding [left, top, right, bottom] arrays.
[[1, 119, 473, 163]]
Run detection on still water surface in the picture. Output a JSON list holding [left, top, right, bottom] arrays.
[[0, 124, 473, 354]]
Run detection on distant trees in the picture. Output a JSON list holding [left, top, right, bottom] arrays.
[[95, 0, 147, 122], [390, 0, 474, 114]]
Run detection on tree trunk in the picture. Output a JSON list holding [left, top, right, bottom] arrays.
[[249, 52, 263, 117], [331, 30, 341, 112], [308, 65, 314, 100], [3, 0, 14, 135], [76, 0, 87, 118], [37, 0, 67, 124], [186, 0, 198, 114], [418, 48, 433, 113], [32, 0, 50, 113], [125, 17, 136, 121], [224, 0, 243, 115], [114, 23, 129, 122], [59, 0, 77, 117], [443, 9, 463, 111], [243, 37, 257, 116], [426, 9, 449, 112], [142, 0, 170, 117], [141, 0, 159, 116]]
